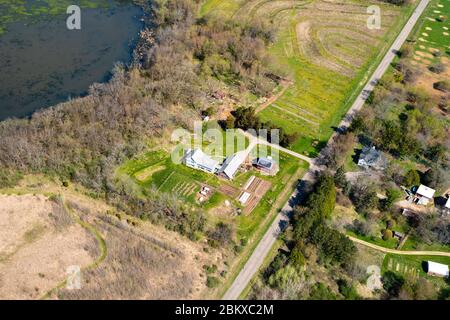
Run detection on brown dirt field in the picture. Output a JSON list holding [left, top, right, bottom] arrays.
[[254, 179, 272, 197], [413, 56, 450, 110], [219, 184, 240, 198], [0, 194, 95, 300], [245, 176, 263, 193]]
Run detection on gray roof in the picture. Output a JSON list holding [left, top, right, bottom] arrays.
[[256, 157, 275, 170], [359, 146, 387, 169], [218, 151, 246, 179]]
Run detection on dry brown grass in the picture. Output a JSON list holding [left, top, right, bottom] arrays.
[[57, 213, 218, 300], [0, 175, 222, 300], [0, 194, 95, 299]]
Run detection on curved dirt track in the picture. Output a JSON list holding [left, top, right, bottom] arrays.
[[349, 236, 450, 257]]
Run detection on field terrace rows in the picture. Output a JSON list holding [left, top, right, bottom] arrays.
[[201, 0, 408, 155]]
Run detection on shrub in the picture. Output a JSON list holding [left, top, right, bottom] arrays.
[[433, 80, 450, 92], [334, 166, 347, 188], [382, 271, 405, 297], [381, 188, 402, 211], [206, 276, 220, 288], [386, 219, 395, 230], [208, 222, 233, 246], [429, 63, 445, 74], [290, 242, 306, 270], [337, 279, 360, 300], [404, 169, 420, 187], [382, 229, 393, 240], [202, 107, 215, 117], [0, 168, 22, 188], [203, 264, 217, 274]]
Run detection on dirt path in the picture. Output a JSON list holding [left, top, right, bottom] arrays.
[[254, 80, 292, 113], [239, 129, 316, 167], [349, 236, 450, 257], [41, 196, 107, 299]]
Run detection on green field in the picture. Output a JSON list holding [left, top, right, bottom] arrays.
[[201, 0, 418, 155], [410, 0, 450, 65], [382, 254, 450, 286], [0, 0, 113, 35]]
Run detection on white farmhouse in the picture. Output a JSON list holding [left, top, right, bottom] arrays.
[[426, 261, 449, 277], [413, 184, 435, 206], [183, 148, 219, 173]]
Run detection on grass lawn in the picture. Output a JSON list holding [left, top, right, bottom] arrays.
[[382, 253, 450, 286], [200, 0, 419, 155], [347, 230, 400, 249], [410, 0, 450, 57], [119, 145, 308, 235], [401, 235, 450, 253]]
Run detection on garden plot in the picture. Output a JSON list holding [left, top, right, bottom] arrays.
[[241, 176, 272, 214], [158, 172, 200, 201], [385, 256, 420, 280], [383, 254, 450, 287]]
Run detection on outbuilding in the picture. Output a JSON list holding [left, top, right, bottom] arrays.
[[254, 157, 279, 176], [413, 184, 435, 206], [426, 261, 449, 277], [218, 151, 247, 180]]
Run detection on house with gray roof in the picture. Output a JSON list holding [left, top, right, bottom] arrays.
[[357, 146, 387, 171]]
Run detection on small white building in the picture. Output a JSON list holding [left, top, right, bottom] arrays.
[[413, 184, 435, 206], [184, 148, 219, 174], [218, 151, 246, 180], [239, 192, 251, 205], [426, 261, 449, 277]]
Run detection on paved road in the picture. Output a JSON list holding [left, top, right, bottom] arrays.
[[223, 0, 430, 300], [349, 236, 450, 257], [337, 0, 430, 130]]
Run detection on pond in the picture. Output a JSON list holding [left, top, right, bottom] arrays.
[[0, 0, 143, 120]]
